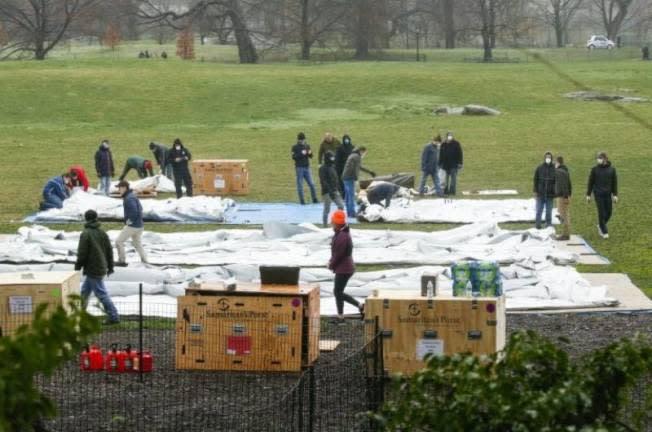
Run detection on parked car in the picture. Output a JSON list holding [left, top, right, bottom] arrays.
[[587, 35, 615, 49]]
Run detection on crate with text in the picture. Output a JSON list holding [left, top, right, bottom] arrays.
[[191, 159, 249, 196]]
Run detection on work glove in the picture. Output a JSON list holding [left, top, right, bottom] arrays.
[[586, 195, 591, 203], [612, 195, 619, 203]]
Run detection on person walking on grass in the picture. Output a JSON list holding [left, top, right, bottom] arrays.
[[319, 151, 344, 226], [554, 156, 572, 241], [318, 132, 341, 165], [328, 209, 364, 322], [75, 210, 119, 325], [586, 151, 618, 239], [118, 155, 154, 181], [439, 132, 463, 195], [342, 146, 375, 218], [95, 139, 114, 197], [533, 151, 556, 229], [419, 134, 443, 196], [292, 132, 318, 204], [169, 138, 193, 198], [115, 181, 148, 265]]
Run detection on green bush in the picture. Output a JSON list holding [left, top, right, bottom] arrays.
[[0, 299, 100, 432], [372, 330, 652, 431]]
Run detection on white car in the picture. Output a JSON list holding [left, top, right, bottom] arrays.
[[587, 35, 615, 49]]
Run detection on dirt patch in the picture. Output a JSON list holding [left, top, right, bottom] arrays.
[[564, 91, 648, 103]]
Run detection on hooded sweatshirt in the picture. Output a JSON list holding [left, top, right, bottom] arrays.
[[587, 161, 617, 196], [43, 176, 69, 201], [75, 220, 114, 278], [335, 135, 354, 177], [533, 152, 556, 198], [291, 139, 313, 168], [329, 225, 355, 274], [69, 165, 90, 191], [319, 152, 340, 198], [169, 143, 192, 172]]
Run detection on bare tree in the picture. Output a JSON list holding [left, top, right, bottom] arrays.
[[0, 0, 102, 60], [102, 21, 121, 50], [442, 0, 456, 48], [538, 0, 584, 47], [592, 0, 633, 40]]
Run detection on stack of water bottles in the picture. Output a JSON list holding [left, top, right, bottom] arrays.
[[451, 261, 503, 297]]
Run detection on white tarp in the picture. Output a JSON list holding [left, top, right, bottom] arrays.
[[359, 197, 559, 224], [462, 190, 519, 196], [2, 222, 576, 267], [103, 175, 179, 194], [0, 262, 618, 316], [26, 190, 235, 223]]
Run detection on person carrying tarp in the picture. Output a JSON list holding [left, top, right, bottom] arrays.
[[168, 138, 193, 198], [419, 134, 443, 196], [319, 150, 344, 226], [68, 165, 90, 191], [149, 142, 173, 179], [118, 155, 154, 181], [342, 146, 375, 218], [366, 181, 401, 208], [40, 174, 71, 211]]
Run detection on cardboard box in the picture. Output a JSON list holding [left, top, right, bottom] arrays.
[[191, 160, 249, 196], [176, 282, 319, 372], [0, 272, 80, 337], [365, 291, 506, 375]]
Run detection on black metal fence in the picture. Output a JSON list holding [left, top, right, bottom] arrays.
[[15, 300, 385, 432]]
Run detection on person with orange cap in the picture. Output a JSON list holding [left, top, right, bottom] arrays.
[[328, 209, 363, 321], [118, 155, 154, 181]]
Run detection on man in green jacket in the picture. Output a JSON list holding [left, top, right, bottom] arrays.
[[74, 210, 119, 324], [118, 155, 154, 181]]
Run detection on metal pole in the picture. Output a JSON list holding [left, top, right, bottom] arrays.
[[416, 32, 420, 62], [308, 366, 316, 431], [139, 282, 143, 383]]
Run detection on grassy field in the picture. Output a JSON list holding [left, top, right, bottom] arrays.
[[0, 44, 650, 293]]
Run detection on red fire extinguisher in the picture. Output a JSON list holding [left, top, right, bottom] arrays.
[[134, 350, 153, 373], [105, 344, 127, 372], [80, 345, 103, 372], [124, 345, 138, 372]]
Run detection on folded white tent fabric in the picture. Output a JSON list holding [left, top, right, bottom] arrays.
[[103, 175, 180, 194], [462, 190, 519, 196], [25, 190, 235, 223], [358, 197, 559, 224], [1, 222, 576, 267]]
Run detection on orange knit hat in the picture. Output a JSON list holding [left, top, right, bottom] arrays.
[[331, 209, 347, 225]]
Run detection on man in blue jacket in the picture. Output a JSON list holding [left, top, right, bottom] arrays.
[[40, 174, 72, 210], [115, 181, 148, 265], [419, 135, 443, 196]]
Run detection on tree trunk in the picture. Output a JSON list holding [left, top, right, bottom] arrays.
[[479, 0, 492, 61], [300, 0, 311, 60], [489, 0, 496, 49], [301, 39, 312, 60], [354, 0, 371, 60], [34, 38, 46, 60], [443, 0, 455, 49], [227, 7, 258, 63]]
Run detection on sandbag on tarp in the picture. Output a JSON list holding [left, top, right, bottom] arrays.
[[360, 172, 415, 190]]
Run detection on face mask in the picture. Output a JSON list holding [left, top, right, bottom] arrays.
[[102, 143, 108, 149], [175, 146, 181, 151], [447, 136, 453, 141], [344, 140, 350, 145], [545, 158, 552, 164], [597, 158, 604, 165], [329, 156, 335, 163]]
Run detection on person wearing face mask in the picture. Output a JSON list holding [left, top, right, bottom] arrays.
[[115, 181, 148, 265], [168, 138, 193, 199], [335, 134, 354, 193], [94, 139, 114, 196], [438, 132, 463, 195], [319, 150, 345, 226], [328, 209, 364, 322], [318, 132, 342, 165], [586, 151, 618, 239], [291, 132, 318, 205], [554, 156, 572, 241], [533, 151, 557, 229]]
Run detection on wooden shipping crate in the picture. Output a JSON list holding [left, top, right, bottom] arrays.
[[0, 271, 80, 337], [191, 160, 249, 196], [176, 282, 319, 372], [366, 291, 506, 375]]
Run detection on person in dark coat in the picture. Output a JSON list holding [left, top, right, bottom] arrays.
[[554, 156, 572, 240], [328, 210, 363, 321], [367, 181, 400, 208], [149, 142, 173, 179], [291, 132, 318, 204], [335, 135, 354, 193], [40, 174, 71, 210], [419, 135, 443, 196], [168, 138, 193, 198], [342, 147, 375, 218], [118, 156, 154, 181], [94, 140, 114, 196], [438, 132, 463, 195], [586, 151, 618, 239], [318, 132, 341, 165], [115, 181, 148, 265], [319, 151, 344, 226], [75, 210, 119, 324], [533, 151, 556, 229]]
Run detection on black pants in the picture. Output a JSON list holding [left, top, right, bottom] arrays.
[[595, 193, 613, 234], [334, 273, 359, 315], [173, 168, 193, 198]]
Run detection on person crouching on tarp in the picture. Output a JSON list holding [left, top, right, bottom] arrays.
[[40, 173, 72, 210]]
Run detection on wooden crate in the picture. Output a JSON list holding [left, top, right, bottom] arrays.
[[0, 271, 80, 337], [191, 159, 249, 196], [176, 282, 319, 372], [366, 291, 506, 375]]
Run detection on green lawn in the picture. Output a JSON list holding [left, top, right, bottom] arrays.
[[0, 45, 650, 293]]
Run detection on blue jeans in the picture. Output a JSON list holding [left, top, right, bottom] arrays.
[[41, 193, 64, 210], [295, 167, 317, 203], [419, 170, 442, 195], [100, 176, 111, 196], [343, 179, 356, 217], [81, 276, 119, 323], [444, 168, 458, 195], [535, 196, 554, 229]]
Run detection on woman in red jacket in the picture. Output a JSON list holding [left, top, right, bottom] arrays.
[[328, 209, 364, 321], [68, 165, 90, 191]]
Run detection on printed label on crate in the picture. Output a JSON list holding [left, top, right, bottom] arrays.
[[276, 324, 289, 336], [227, 336, 252, 356], [416, 339, 444, 360], [9, 296, 33, 314], [214, 176, 226, 189]]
